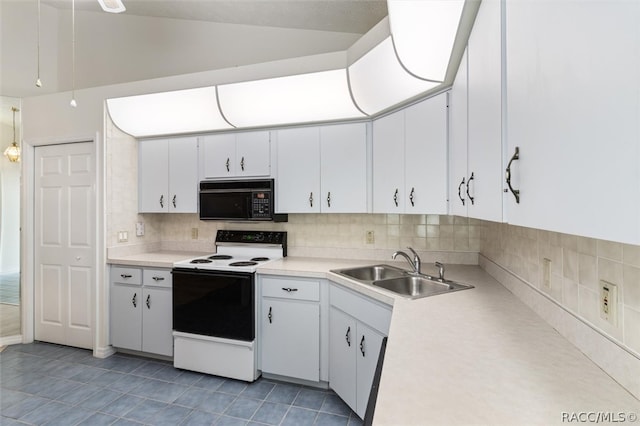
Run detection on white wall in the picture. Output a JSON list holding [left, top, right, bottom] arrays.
[[0, 97, 21, 274]]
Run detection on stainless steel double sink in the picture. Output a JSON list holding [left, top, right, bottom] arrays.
[[331, 264, 473, 299]]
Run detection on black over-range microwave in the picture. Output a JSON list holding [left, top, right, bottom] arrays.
[[199, 179, 288, 222]]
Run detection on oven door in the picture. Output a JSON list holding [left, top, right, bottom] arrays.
[[172, 268, 255, 341]]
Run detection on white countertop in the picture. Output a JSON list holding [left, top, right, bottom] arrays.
[[107, 250, 208, 268], [107, 253, 640, 424]]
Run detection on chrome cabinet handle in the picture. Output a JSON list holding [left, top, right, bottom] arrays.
[[152, 276, 164, 281], [409, 187, 415, 207], [360, 335, 365, 357], [466, 172, 475, 206], [172, 195, 176, 208], [120, 274, 132, 279], [146, 294, 151, 309], [159, 195, 164, 208], [225, 158, 230, 172], [327, 192, 331, 208], [393, 188, 399, 207], [309, 192, 313, 208], [268, 306, 272, 324], [132, 293, 137, 308], [345, 326, 351, 347], [281, 287, 298, 292], [457, 178, 466, 206], [505, 146, 521, 204], [240, 156, 245, 171]]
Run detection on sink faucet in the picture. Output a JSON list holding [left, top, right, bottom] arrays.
[[435, 261, 445, 281], [392, 247, 421, 275]]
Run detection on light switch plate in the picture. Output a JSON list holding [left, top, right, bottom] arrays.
[[135, 222, 145, 237], [118, 231, 128, 243]]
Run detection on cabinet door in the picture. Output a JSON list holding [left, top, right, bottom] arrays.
[[261, 299, 320, 382], [505, 0, 640, 244], [320, 123, 368, 213], [236, 131, 271, 177], [201, 134, 237, 178], [111, 284, 142, 351], [168, 137, 198, 213], [329, 307, 357, 412], [138, 139, 169, 213], [404, 94, 448, 214], [141, 287, 173, 356], [449, 49, 469, 216], [466, 0, 504, 222], [355, 322, 385, 419], [275, 127, 321, 213], [372, 110, 404, 213]]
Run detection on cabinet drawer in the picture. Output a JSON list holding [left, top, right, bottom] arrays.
[[112, 266, 142, 285], [330, 283, 392, 335], [143, 268, 172, 288], [261, 276, 320, 301]]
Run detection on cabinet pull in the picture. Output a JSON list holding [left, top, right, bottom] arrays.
[[225, 158, 230, 172], [345, 326, 351, 347], [120, 274, 132, 279], [146, 294, 151, 309], [159, 195, 164, 208], [309, 192, 313, 208], [360, 335, 366, 357], [393, 188, 399, 207], [409, 187, 415, 207], [326, 192, 331, 208], [172, 195, 177, 208], [505, 146, 521, 204], [281, 287, 298, 293], [457, 177, 466, 206], [268, 306, 272, 324], [240, 156, 245, 171], [466, 172, 475, 205], [152, 276, 165, 281], [132, 293, 137, 308]]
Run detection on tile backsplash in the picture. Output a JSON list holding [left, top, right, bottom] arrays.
[[480, 220, 640, 358]]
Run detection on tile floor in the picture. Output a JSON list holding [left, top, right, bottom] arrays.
[[0, 342, 363, 426]]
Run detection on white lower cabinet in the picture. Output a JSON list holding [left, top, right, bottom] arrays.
[[329, 283, 392, 419], [110, 266, 173, 357], [259, 275, 325, 383]]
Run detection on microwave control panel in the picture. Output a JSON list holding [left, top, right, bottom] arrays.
[[251, 191, 272, 219]]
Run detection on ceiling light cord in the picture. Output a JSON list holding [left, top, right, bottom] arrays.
[[36, 0, 42, 87], [70, 0, 77, 107]]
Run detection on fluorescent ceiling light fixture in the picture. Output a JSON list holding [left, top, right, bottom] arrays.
[[217, 69, 366, 128], [106, 87, 232, 138], [388, 0, 464, 81], [98, 0, 126, 13], [348, 37, 440, 115]]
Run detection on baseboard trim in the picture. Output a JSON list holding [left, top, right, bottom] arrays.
[[479, 254, 640, 399], [0, 335, 23, 346], [94, 345, 116, 359]]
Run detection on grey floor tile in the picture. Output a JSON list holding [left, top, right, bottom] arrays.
[[215, 415, 249, 426], [250, 401, 289, 425], [266, 383, 301, 405], [78, 412, 119, 425], [34, 378, 81, 399], [42, 406, 93, 426], [56, 383, 101, 404], [130, 360, 167, 378], [152, 364, 185, 382], [0, 416, 24, 426], [196, 391, 236, 414], [129, 378, 189, 403], [69, 365, 110, 383], [348, 414, 364, 426], [320, 394, 353, 417], [218, 380, 247, 395], [108, 373, 149, 393], [99, 394, 145, 416], [182, 409, 220, 426], [18, 400, 71, 425], [224, 397, 262, 420], [77, 388, 123, 411], [91, 370, 127, 387], [315, 412, 350, 426], [112, 419, 143, 426], [1, 394, 50, 420], [241, 380, 275, 400], [174, 387, 213, 409], [280, 406, 318, 426], [104, 355, 146, 373], [1, 388, 29, 410], [173, 370, 207, 387], [194, 375, 226, 392], [124, 398, 168, 423], [293, 388, 327, 410], [150, 404, 192, 426]]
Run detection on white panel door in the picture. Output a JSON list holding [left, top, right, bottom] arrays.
[[372, 110, 405, 213], [142, 287, 173, 356], [355, 322, 385, 418], [449, 49, 469, 216], [404, 94, 448, 214], [138, 139, 169, 212], [201, 134, 236, 178], [320, 123, 368, 213], [236, 131, 271, 177], [329, 307, 357, 412], [168, 137, 198, 213], [111, 283, 142, 351], [275, 127, 321, 213], [35, 142, 95, 349]]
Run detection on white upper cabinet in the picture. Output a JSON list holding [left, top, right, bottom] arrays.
[[373, 93, 448, 214], [449, 49, 469, 217], [276, 123, 368, 214], [504, 0, 640, 244], [139, 137, 198, 213], [200, 131, 270, 179]]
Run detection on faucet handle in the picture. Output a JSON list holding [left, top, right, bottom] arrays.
[[407, 247, 419, 259], [435, 261, 445, 279]]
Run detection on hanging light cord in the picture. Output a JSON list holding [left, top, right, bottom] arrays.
[[12, 107, 18, 143], [70, 0, 77, 107], [36, 0, 42, 87]]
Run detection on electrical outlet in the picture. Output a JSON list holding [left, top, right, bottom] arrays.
[[191, 228, 198, 240], [542, 258, 551, 289], [135, 222, 145, 237], [599, 280, 618, 326], [118, 231, 128, 243], [366, 230, 375, 244]]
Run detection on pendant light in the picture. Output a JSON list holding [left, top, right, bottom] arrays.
[[4, 107, 21, 163], [70, 0, 77, 108], [35, 0, 42, 87]]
